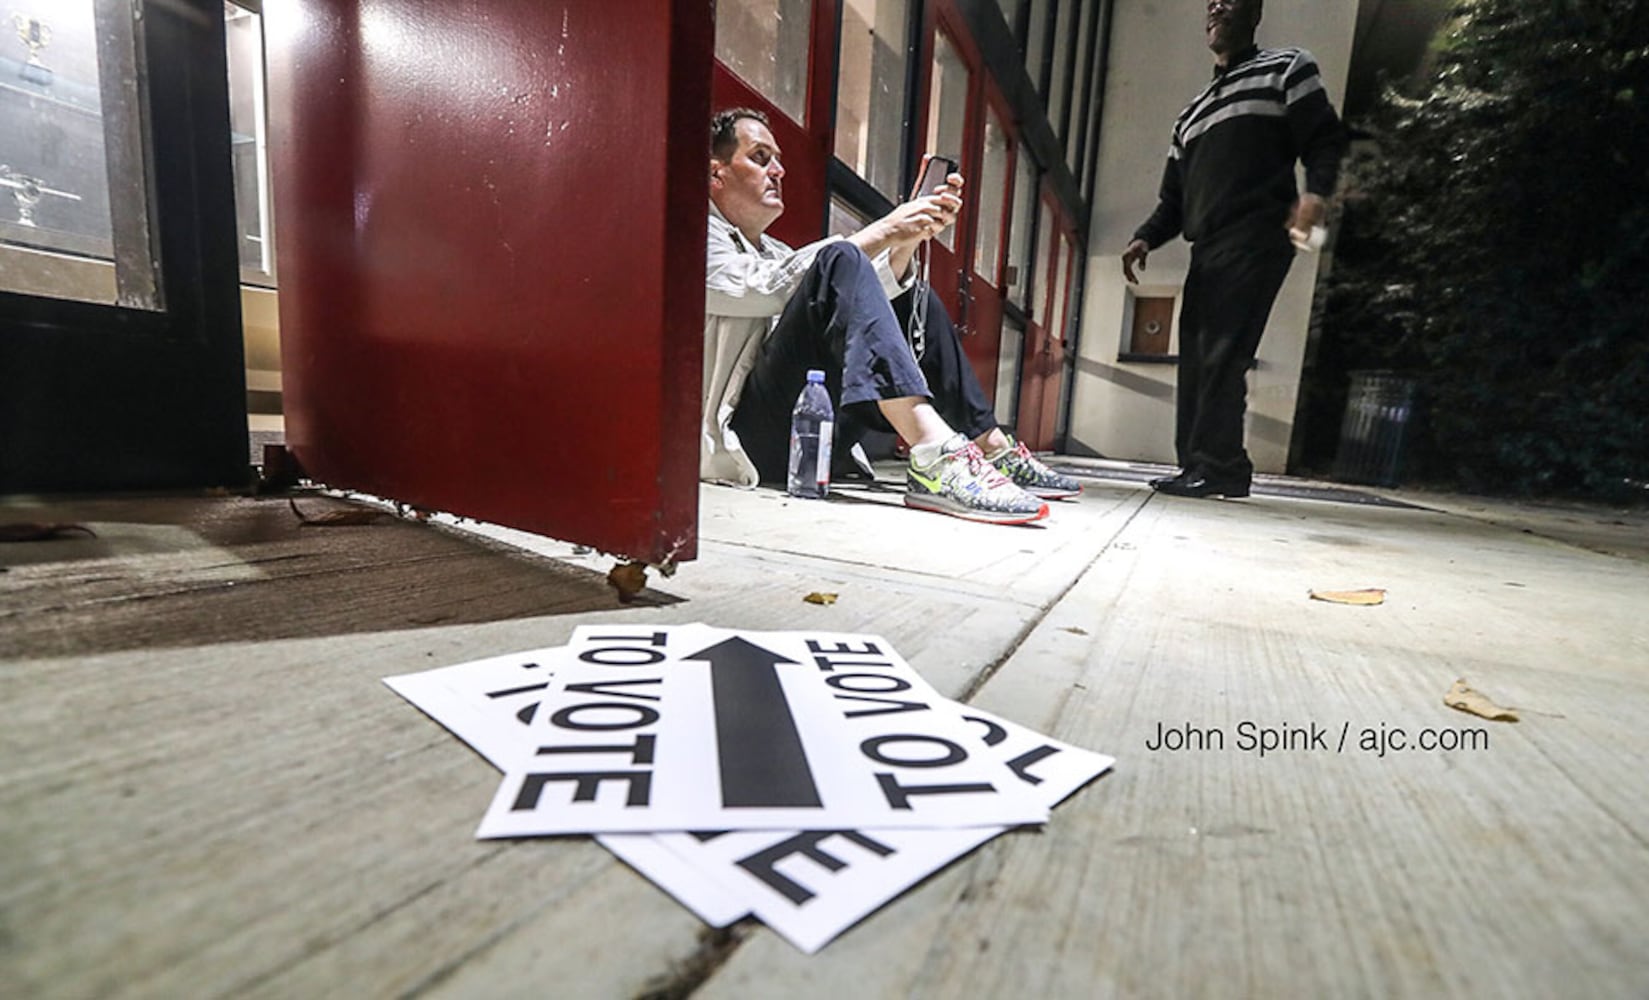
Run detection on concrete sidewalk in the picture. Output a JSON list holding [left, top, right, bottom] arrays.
[[3, 465, 1646, 998]]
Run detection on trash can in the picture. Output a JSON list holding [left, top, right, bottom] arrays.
[[1332, 371, 1417, 487]]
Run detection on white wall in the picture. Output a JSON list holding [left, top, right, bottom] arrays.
[[1070, 0, 1359, 472]]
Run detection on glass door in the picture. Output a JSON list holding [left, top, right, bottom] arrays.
[[963, 95, 1016, 413], [1016, 189, 1075, 451], [995, 151, 1040, 431], [712, 0, 834, 247], [0, 0, 162, 309], [919, 5, 1029, 411], [833, 0, 912, 204], [918, 17, 974, 331], [0, 0, 248, 493]]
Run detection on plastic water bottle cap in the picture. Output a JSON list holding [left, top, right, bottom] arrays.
[[805, 369, 826, 383]]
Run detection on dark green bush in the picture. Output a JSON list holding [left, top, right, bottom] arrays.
[[1312, 0, 1649, 501]]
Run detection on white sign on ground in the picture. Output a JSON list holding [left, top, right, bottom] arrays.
[[473, 625, 1051, 836], [642, 706, 1112, 952], [384, 643, 749, 928], [384, 648, 558, 763], [383, 628, 1113, 950]]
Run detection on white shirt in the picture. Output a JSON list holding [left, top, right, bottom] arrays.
[[701, 201, 912, 486]]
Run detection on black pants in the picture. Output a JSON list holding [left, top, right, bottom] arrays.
[[730, 242, 997, 485], [1175, 231, 1295, 483]]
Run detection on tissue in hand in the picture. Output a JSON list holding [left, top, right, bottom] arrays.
[[1290, 224, 1328, 253]]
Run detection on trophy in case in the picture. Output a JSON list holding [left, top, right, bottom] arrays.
[[0, 164, 81, 228], [12, 13, 53, 85]]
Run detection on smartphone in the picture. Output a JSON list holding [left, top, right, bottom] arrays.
[[910, 153, 959, 202]]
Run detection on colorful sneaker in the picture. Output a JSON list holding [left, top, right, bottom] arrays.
[[990, 437, 1083, 500], [905, 439, 1050, 524]]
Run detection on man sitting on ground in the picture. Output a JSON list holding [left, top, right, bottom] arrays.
[[701, 107, 1079, 525]]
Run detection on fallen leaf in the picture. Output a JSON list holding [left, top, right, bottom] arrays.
[[289, 498, 391, 526], [607, 561, 648, 603], [0, 522, 97, 542], [1309, 588, 1386, 606], [1444, 679, 1519, 722], [803, 592, 838, 605]]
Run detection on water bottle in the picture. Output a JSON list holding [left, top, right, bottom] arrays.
[[786, 369, 834, 499]]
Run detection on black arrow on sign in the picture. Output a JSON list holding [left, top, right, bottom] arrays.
[[685, 636, 823, 809]]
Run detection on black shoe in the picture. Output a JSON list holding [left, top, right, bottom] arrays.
[[1153, 473, 1250, 499], [1149, 469, 1191, 489], [831, 441, 879, 482]]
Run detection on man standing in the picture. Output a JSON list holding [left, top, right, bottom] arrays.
[[1123, 0, 1347, 498], [704, 107, 1080, 524]]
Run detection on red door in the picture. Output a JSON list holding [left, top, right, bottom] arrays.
[[961, 94, 1021, 414], [918, 5, 1016, 401], [266, 0, 712, 566], [1017, 191, 1075, 450], [917, 9, 979, 342]]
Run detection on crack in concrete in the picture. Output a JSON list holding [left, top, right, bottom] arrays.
[[632, 919, 759, 1000], [957, 492, 1154, 705]]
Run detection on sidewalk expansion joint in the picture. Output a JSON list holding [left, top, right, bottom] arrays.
[[956, 492, 1153, 705], [633, 919, 759, 1000]]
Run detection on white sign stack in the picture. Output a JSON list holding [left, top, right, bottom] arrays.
[[384, 623, 1113, 953]]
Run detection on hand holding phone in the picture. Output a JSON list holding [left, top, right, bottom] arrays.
[[910, 153, 960, 202]]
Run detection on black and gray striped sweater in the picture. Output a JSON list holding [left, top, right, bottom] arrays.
[[1134, 44, 1348, 249]]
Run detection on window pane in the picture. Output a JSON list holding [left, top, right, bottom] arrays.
[[0, 0, 161, 309], [1005, 154, 1036, 306], [716, 0, 812, 125], [1082, 61, 1104, 193], [1050, 232, 1073, 343], [1031, 199, 1054, 322], [1025, 0, 1051, 91], [834, 0, 908, 200], [1065, 0, 1096, 169], [1, 3, 107, 251], [924, 29, 968, 251], [827, 194, 870, 238], [995, 314, 1024, 427], [996, 0, 1021, 35], [226, 2, 275, 285], [1048, 0, 1078, 136], [971, 107, 1008, 282]]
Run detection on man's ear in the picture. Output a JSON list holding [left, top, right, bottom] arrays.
[[709, 159, 724, 188]]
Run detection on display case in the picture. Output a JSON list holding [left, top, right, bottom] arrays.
[[0, 0, 160, 309]]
